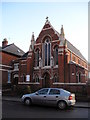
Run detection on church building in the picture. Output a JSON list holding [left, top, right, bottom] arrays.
[[13, 18, 88, 91]]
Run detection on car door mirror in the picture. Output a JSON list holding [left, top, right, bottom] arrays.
[[35, 92, 38, 95]]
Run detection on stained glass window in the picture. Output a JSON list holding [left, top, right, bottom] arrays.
[[44, 38, 51, 66]]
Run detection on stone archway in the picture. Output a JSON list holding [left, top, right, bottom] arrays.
[[42, 72, 50, 88]]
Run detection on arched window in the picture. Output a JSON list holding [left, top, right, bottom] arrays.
[[35, 49, 39, 67], [35, 75, 39, 83], [54, 74, 58, 82], [44, 38, 51, 66], [54, 46, 58, 66]]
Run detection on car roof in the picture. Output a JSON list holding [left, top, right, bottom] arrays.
[[41, 88, 70, 93]]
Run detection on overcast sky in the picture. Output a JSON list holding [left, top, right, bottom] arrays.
[[1, 1, 89, 61]]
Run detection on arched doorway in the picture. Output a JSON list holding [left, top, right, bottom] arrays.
[[42, 72, 50, 88], [13, 74, 18, 85]]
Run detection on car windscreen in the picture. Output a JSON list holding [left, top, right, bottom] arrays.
[[38, 88, 49, 95]]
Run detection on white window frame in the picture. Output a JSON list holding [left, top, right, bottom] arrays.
[[7, 71, 11, 83], [26, 75, 30, 82], [14, 63, 19, 70]]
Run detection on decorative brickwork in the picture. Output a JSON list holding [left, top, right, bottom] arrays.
[[16, 19, 88, 92]]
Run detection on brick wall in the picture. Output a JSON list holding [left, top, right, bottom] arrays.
[[1, 52, 20, 85]]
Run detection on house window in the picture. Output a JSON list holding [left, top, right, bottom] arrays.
[[85, 64, 87, 68], [82, 62, 84, 67], [54, 46, 58, 65], [78, 59, 81, 64], [44, 38, 51, 66], [73, 56, 76, 62], [14, 63, 19, 70]]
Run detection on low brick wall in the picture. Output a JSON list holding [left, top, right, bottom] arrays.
[[53, 84, 87, 94], [2, 83, 90, 102]]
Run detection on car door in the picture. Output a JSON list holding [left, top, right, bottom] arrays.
[[46, 88, 60, 106], [31, 88, 49, 105]]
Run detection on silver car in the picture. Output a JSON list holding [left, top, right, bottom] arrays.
[[21, 88, 76, 110]]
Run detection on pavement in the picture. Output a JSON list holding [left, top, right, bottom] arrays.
[[1, 95, 90, 108]]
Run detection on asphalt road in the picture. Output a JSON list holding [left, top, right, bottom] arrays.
[[2, 100, 90, 119]]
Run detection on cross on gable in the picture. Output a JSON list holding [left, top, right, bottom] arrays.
[[46, 16, 49, 21]]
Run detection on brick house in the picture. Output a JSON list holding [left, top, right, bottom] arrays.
[[0, 38, 25, 87], [12, 19, 88, 93]]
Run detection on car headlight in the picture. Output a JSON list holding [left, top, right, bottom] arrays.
[[21, 95, 25, 100]]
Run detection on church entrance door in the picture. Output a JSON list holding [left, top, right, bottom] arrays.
[[42, 72, 50, 88]]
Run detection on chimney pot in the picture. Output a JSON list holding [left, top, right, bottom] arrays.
[[2, 38, 8, 47]]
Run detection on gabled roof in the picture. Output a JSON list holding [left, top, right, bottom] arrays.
[[36, 20, 60, 43], [66, 39, 87, 62], [1, 43, 25, 57], [37, 19, 87, 62], [21, 51, 29, 59], [43, 20, 60, 37]]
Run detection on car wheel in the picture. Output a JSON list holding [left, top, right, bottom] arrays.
[[58, 101, 67, 110], [24, 98, 31, 106]]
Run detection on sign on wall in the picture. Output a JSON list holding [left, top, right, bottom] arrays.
[[26, 75, 30, 82]]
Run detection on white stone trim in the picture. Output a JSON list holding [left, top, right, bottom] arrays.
[[0, 64, 12, 68], [53, 82, 86, 85], [28, 53, 32, 56], [34, 43, 41, 46], [14, 74, 19, 78], [54, 65, 58, 68], [41, 66, 51, 69], [58, 48, 64, 52], [42, 27, 52, 31], [28, 57, 32, 59], [72, 73, 75, 76], [58, 53, 63, 55], [12, 69, 19, 72], [18, 82, 40, 85], [0, 68, 10, 72], [34, 67, 39, 70], [41, 34, 52, 43], [69, 60, 88, 70], [52, 40, 60, 43]]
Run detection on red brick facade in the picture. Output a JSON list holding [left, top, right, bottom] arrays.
[[0, 40, 24, 86], [16, 19, 88, 92]]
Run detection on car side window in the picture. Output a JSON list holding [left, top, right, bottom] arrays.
[[38, 89, 48, 95], [49, 89, 60, 95]]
